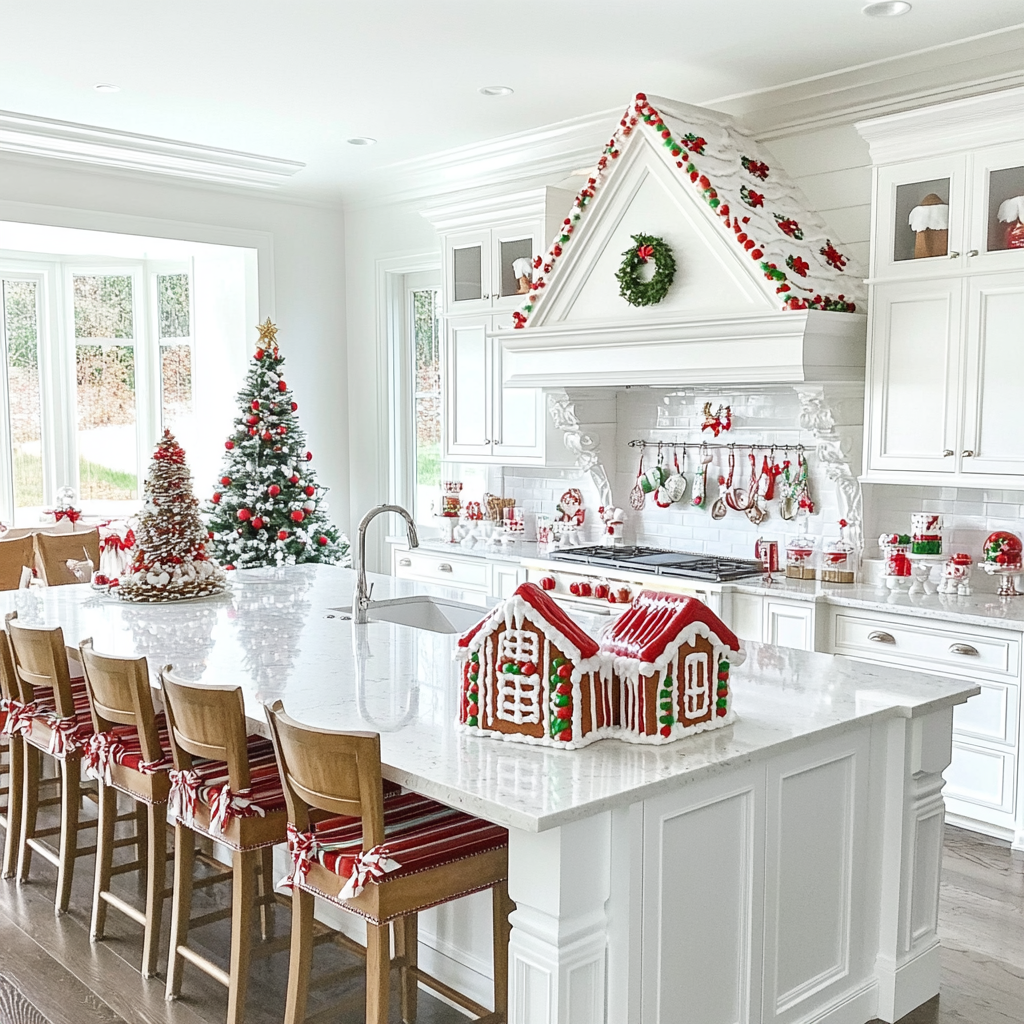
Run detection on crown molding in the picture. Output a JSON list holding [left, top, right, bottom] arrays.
[[705, 23, 1024, 140], [0, 108, 305, 190], [344, 106, 621, 210], [855, 84, 1024, 163]]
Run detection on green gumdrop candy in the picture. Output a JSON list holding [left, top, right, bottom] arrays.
[[551, 657, 567, 668], [467, 716, 478, 727], [716, 697, 728, 709], [555, 694, 570, 708], [659, 714, 674, 725]]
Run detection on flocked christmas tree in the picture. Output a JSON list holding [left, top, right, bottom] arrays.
[[206, 319, 348, 569], [118, 431, 228, 603]]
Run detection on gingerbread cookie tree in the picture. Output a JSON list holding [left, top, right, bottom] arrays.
[[118, 431, 227, 603], [206, 320, 348, 570]]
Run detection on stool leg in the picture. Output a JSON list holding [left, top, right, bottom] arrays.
[[257, 844, 275, 940], [135, 801, 149, 896], [55, 755, 82, 915], [2, 735, 22, 879], [283, 886, 314, 1024], [91, 780, 117, 939], [226, 848, 256, 1024], [396, 914, 418, 1023], [17, 745, 41, 883], [165, 822, 195, 1000], [141, 803, 167, 980], [366, 921, 391, 1024], [492, 882, 511, 1021]]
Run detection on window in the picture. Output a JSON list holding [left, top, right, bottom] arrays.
[[683, 653, 711, 719], [157, 272, 193, 433], [411, 286, 441, 524], [0, 278, 45, 512]]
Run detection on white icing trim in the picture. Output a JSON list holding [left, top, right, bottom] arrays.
[[997, 195, 1024, 223], [908, 204, 949, 232]]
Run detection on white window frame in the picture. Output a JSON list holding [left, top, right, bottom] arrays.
[[683, 652, 711, 719], [0, 253, 193, 523]]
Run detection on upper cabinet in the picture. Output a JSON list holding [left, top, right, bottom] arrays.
[[859, 88, 1024, 486], [444, 222, 537, 315], [872, 144, 1024, 280]]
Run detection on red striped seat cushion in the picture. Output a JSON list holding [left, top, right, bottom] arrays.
[[11, 677, 94, 755], [85, 713, 173, 781], [169, 736, 286, 832], [301, 793, 508, 888]]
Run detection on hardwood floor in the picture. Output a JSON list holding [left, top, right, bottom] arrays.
[[0, 802, 1020, 1023]]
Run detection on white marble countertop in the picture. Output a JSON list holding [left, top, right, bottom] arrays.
[[394, 537, 543, 562], [0, 566, 977, 834], [410, 541, 1024, 630]]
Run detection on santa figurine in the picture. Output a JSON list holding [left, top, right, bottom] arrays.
[[556, 488, 585, 526], [511, 257, 533, 295], [997, 195, 1024, 250], [599, 505, 624, 546], [937, 553, 973, 597]]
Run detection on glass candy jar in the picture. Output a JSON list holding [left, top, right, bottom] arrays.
[[821, 521, 856, 584], [785, 535, 817, 580]]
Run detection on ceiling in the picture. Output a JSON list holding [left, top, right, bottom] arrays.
[[2, 0, 1023, 203]]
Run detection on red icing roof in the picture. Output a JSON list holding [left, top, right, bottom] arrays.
[[457, 582, 599, 659], [601, 590, 739, 663]]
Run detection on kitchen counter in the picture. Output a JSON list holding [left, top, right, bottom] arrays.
[[410, 539, 1024, 629], [0, 565, 971, 833], [4, 567, 976, 1024]]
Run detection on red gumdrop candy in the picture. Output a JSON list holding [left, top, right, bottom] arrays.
[[556, 682, 572, 695], [556, 706, 572, 720], [557, 729, 572, 742], [660, 725, 672, 737], [521, 662, 537, 677], [556, 664, 572, 679]]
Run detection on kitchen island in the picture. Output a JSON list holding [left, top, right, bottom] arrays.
[[0, 565, 977, 1024]]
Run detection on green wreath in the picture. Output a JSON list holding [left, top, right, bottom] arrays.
[[615, 233, 676, 307]]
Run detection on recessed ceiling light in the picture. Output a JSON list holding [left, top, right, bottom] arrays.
[[479, 86, 514, 97], [346, 137, 376, 147], [862, 1, 912, 16], [93, 83, 120, 93]]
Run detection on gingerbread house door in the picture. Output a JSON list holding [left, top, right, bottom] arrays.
[[679, 643, 714, 727]]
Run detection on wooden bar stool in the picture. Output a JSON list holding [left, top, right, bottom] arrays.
[[265, 700, 512, 1024], [34, 529, 101, 586], [0, 634, 22, 879], [5, 611, 100, 914], [0, 534, 35, 591], [160, 667, 288, 1024], [79, 638, 175, 978]]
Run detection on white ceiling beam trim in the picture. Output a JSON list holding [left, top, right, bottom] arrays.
[[0, 109, 305, 189]]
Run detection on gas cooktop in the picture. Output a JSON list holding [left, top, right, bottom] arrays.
[[546, 545, 764, 583]]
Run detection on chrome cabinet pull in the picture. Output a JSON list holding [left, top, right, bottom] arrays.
[[868, 630, 896, 644], [949, 643, 979, 657], [437, 563, 454, 573], [942, 449, 954, 457], [967, 249, 979, 257], [948, 251, 961, 259], [398, 558, 412, 567], [962, 450, 975, 457]]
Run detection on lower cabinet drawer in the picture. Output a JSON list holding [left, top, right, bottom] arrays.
[[393, 550, 490, 592], [945, 741, 1017, 814], [831, 611, 1019, 681], [953, 679, 1019, 747]]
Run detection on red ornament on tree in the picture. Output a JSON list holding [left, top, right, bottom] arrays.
[[277, 530, 289, 541], [251, 400, 260, 411], [237, 508, 251, 522], [290, 510, 305, 523], [304, 485, 315, 497], [289, 474, 299, 485], [255, 349, 264, 360], [212, 492, 221, 503], [290, 402, 298, 411], [225, 441, 234, 450], [252, 517, 264, 530], [278, 381, 287, 392], [268, 484, 281, 497], [317, 535, 328, 545], [220, 476, 231, 486]]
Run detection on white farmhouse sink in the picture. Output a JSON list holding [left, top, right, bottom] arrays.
[[333, 596, 489, 634]]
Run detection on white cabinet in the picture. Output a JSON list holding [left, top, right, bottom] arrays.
[[391, 545, 524, 600], [443, 221, 537, 316], [727, 592, 815, 652], [443, 313, 558, 464], [860, 99, 1024, 486], [865, 271, 1024, 480], [824, 605, 1023, 840]]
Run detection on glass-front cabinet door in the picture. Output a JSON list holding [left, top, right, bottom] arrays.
[[492, 223, 536, 307], [971, 141, 1024, 271], [444, 230, 491, 315], [874, 156, 967, 278]]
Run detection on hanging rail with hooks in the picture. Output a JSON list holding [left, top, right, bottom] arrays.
[[627, 440, 806, 454]]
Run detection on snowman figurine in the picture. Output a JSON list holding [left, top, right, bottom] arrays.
[[937, 553, 973, 596]]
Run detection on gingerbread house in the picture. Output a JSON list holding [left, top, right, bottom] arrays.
[[456, 582, 607, 749], [600, 591, 743, 742]]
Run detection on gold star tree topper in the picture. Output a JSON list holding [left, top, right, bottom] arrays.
[[256, 317, 279, 346]]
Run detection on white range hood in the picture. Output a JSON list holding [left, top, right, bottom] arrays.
[[499, 93, 866, 388]]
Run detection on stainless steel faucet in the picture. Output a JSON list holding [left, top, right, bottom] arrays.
[[353, 503, 419, 623]]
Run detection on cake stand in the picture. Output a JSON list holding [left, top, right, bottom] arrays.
[[979, 561, 1024, 597]]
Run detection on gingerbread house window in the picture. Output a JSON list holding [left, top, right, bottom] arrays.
[[499, 629, 539, 664], [683, 653, 710, 718]]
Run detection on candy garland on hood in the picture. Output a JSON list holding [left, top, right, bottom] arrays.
[[513, 92, 859, 330]]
